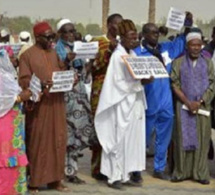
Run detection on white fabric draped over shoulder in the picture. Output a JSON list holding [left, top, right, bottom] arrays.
[[0, 49, 21, 117], [95, 44, 147, 154], [94, 43, 147, 183]]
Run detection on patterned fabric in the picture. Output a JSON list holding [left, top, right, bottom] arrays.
[[91, 35, 111, 115], [64, 80, 96, 177], [56, 38, 96, 177], [180, 55, 209, 150], [0, 104, 28, 195]]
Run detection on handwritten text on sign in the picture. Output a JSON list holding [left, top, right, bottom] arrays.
[[50, 70, 75, 93], [166, 7, 186, 31], [73, 41, 99, 59], [29, 74, 42, 102], [122, 56, 169, 79]]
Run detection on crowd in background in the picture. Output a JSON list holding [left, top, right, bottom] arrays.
[[0, 11, 215, 194]]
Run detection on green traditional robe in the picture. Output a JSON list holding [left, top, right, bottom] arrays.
[[171, 55, 215, 181]]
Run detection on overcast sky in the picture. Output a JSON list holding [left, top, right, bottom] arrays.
[[1, 0, 215, 25]]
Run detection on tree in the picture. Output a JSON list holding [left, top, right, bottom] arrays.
[[102, 0, 110, 34], [148, 0, 156, 23], [3, 16, 33, 34], [75, 23, 87, 36], [86, 24, 102, 35]]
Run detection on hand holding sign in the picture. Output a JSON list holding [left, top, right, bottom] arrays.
[[122, 56, 169, 79], [66, 52, 76, 62], [184, 11, 193, 27], [73, 41, 99, 59], [141, 76, 154, 85], [166, 7, 186, 31], [50, 70, 75, 93], [29, 74, 42, 102]]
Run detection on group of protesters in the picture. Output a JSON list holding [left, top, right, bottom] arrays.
[[0, 10, 215, 195]]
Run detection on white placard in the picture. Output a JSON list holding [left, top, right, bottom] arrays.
[[50, 70, 75, 93], [29, 74, 42, 102], [122, 56, 169, 79], [73, 41, 99, 59], [166, 7, 186, 31], [182, 105, 210, 117]]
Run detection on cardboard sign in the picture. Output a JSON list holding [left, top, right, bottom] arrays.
[[73, 41, 99, 59], [166, 7, 186, 31], [29, 74, 42, 102], [50, 70, 75, 93], [122, 56, 169, 79]]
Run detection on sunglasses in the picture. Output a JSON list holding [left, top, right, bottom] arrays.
[[40, 34, 56, 41], [61, 29, 76, 34]]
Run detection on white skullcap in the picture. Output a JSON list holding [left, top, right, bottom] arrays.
[[85, 34, 93, 42], [0, 29, 10, 37], [19, 31, 31, 39], [57, 19, 72, 31], [186, 32, 202, 42]]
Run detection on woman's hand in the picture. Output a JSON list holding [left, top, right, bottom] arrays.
[[17, 89, 32, 102]]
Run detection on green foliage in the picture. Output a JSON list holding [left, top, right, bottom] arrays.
[[75, 23, 87, 36], [2, 15, 215, 40], [86, 23, 102, 35], [1, 16, 33, 34]]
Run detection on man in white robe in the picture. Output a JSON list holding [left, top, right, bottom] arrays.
[[95, 19, 152, 189]]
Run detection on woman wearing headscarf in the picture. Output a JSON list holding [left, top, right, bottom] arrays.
[[0, 48, 31, 194]]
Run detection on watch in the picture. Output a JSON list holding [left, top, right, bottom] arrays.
[[200, 99, 204, 104]]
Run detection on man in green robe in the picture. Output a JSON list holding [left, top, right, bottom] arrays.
[[171, 29, 215, 185]]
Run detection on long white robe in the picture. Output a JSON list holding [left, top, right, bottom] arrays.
[[94, 44, 147, 184]]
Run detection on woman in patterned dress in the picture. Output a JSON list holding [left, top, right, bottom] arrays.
[[0, 48, 32, 194]]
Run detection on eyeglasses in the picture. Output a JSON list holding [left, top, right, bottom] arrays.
[[61, 29, 76, 34], [40, 34, 56, 41]]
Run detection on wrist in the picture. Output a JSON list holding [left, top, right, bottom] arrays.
[[16, 95, 22, 103], [199, 99, 204, 105]]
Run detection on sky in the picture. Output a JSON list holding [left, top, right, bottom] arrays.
[[1, 0, 215, 25]]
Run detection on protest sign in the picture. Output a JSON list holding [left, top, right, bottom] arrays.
[[166, 7, 186, 31], [73, 41, 99, 59], [122, 56, 169, 79], [50, 70, 75, 93], [29, 74, 42, 102]]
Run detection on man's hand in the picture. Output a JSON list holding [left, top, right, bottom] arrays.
[[66, 52, 76, 62], [184, 11, 193, 27], [187, 101, 200, 113], [141, 76, 154, 85], [42, 80, 53, 89]]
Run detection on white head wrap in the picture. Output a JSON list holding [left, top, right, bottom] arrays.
[[186, 32, 202, 42], [57, 19, 72, 31], [0, 29, 10, 37], [85, 34, 93, 42], [19, 31, 32, 44]]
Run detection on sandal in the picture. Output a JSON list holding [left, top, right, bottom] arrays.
[[48, 181, 70, 193], [68, 176, 86, 184], [28, 187, 39, 194]]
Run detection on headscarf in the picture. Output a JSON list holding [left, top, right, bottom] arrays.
[[118, 19, 136, 37], [33, 21, 52, 36], [0, 49, 21, 117]]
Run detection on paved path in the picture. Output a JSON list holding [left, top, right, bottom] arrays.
[[34, 131, 215, 195]]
